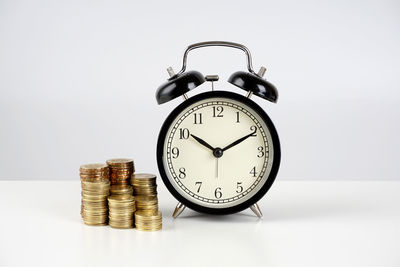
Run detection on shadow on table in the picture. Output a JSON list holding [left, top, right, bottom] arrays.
[[169, 194, 372, 223]]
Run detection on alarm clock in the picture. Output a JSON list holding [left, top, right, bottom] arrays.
[[155, 41, 281, 218]]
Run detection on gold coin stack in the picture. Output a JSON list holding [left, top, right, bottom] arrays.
[[80, 164, 110, 226], [131, 173, 158, 213], [135, 211, 162, 231], [131, 173, 162, 231], [108, 195, 136, 229], [107, 158, 135, 185]]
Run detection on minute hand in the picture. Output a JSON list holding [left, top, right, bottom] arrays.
[[222, 130, 256, 152]]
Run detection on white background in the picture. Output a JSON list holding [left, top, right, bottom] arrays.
[[0, 0, 399, 180]]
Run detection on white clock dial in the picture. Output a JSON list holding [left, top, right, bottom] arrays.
[[162, 96, 275, 209]]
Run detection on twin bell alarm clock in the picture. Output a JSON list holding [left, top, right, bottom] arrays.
[[155, 41, 281, 218]]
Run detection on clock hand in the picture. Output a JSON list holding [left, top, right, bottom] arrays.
[[222, 129, 257, 152], [190, 134, 215, 151], [216, 158, 219, 178]]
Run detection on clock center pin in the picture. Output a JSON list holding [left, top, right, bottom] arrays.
[[213, 147, 224, 158]]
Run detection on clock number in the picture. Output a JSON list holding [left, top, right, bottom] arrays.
[[236, 112, 240, 123], [193, 113, 203, 124], [250, 166, 258, 177], [178, 167, 186, 179], [214, 187, 222, 199], [179, 128, 190, 139], [171, 147, 180, 159], [195, 181, 202, 193], [212, 106, 224, 117], [236, 182, 243, 193], [250, 125, 257, 136], [257, 146, 264, 158]]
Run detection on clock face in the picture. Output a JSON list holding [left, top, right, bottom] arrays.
[[157, 91, 280, 214]]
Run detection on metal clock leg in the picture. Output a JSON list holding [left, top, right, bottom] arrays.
[[172, 202, 186, 218], [250, 203, 263, 218]]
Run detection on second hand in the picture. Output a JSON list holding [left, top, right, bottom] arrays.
[[216, 158, 219, 179]]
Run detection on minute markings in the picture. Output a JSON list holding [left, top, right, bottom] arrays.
[[166, 100, 269, 203]]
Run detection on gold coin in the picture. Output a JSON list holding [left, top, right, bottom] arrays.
[[109, 223, 133, 229], [134, 189, 157, 195], [109, 210, 134, 215], [110, 185, 133, 194], [110, 172, 132, 177], [110, 180, 130, 186], [81, 191, 109, 197], [109, 216, 134, 221], [81, 184, 110, 190], [109, 217, 134, 221], [135, 211, 162, 219], [80, 163, 108, 172], [83, 218, 108, 223], [109, 204, 134, 209], [109, 208, 136, 213], [81, 186, 110, 192], [82, 207, 108, 213], [110, 169, 132, 173], [132, 186, 157, 191], [136, 205, 158, 209], [136, 203, 158, 207], [81, 186, 110, 191], [82, 180, 110, 185], [80, 173, 109, 178], [81, 194, 108, 200], [83, 221, 107, 226], [111, 177, 131, 182], [108, 195, 134, 201], [106, 158, 134, 166], [80, 177, 109, 183], [80, 168, 109, 174], [131, 173, 156, 180], [135, 226, 162, 231], [81, 201, 107, 206], [109, 203, 135, 208], [135, 209, 159, 216], [136, 208, 158, 213]]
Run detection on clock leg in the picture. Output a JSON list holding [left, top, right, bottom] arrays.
[[172, 202, 186, 218], [250, 203, 263, 218]]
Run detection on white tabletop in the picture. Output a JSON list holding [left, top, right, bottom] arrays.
[[0, 180, 399, 267]]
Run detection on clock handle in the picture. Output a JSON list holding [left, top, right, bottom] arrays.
[[176, 41, 256, 76]]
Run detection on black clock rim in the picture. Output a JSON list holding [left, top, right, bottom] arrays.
[[156, 91, 281, 215]]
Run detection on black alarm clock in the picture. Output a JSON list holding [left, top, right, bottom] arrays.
[[155, 41, 280, 218]]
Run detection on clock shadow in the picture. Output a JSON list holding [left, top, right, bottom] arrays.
[[168, 196, 374, 223], [173, 210, 263, 223], [259, 194, 375, 222]]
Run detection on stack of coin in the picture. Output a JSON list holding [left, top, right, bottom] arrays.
[[135, 195, 158, 214], [135, 211, 162, 231], [80, 164, 110, 226], [108, 195, 136, 229], [131, 173, 162, 231], [107, 158, 135, 185], [131, 173, 158, 214], [131, 173, 157, 196]]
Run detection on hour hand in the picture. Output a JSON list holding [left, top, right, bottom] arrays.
[[190, 134, 215, 151]]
